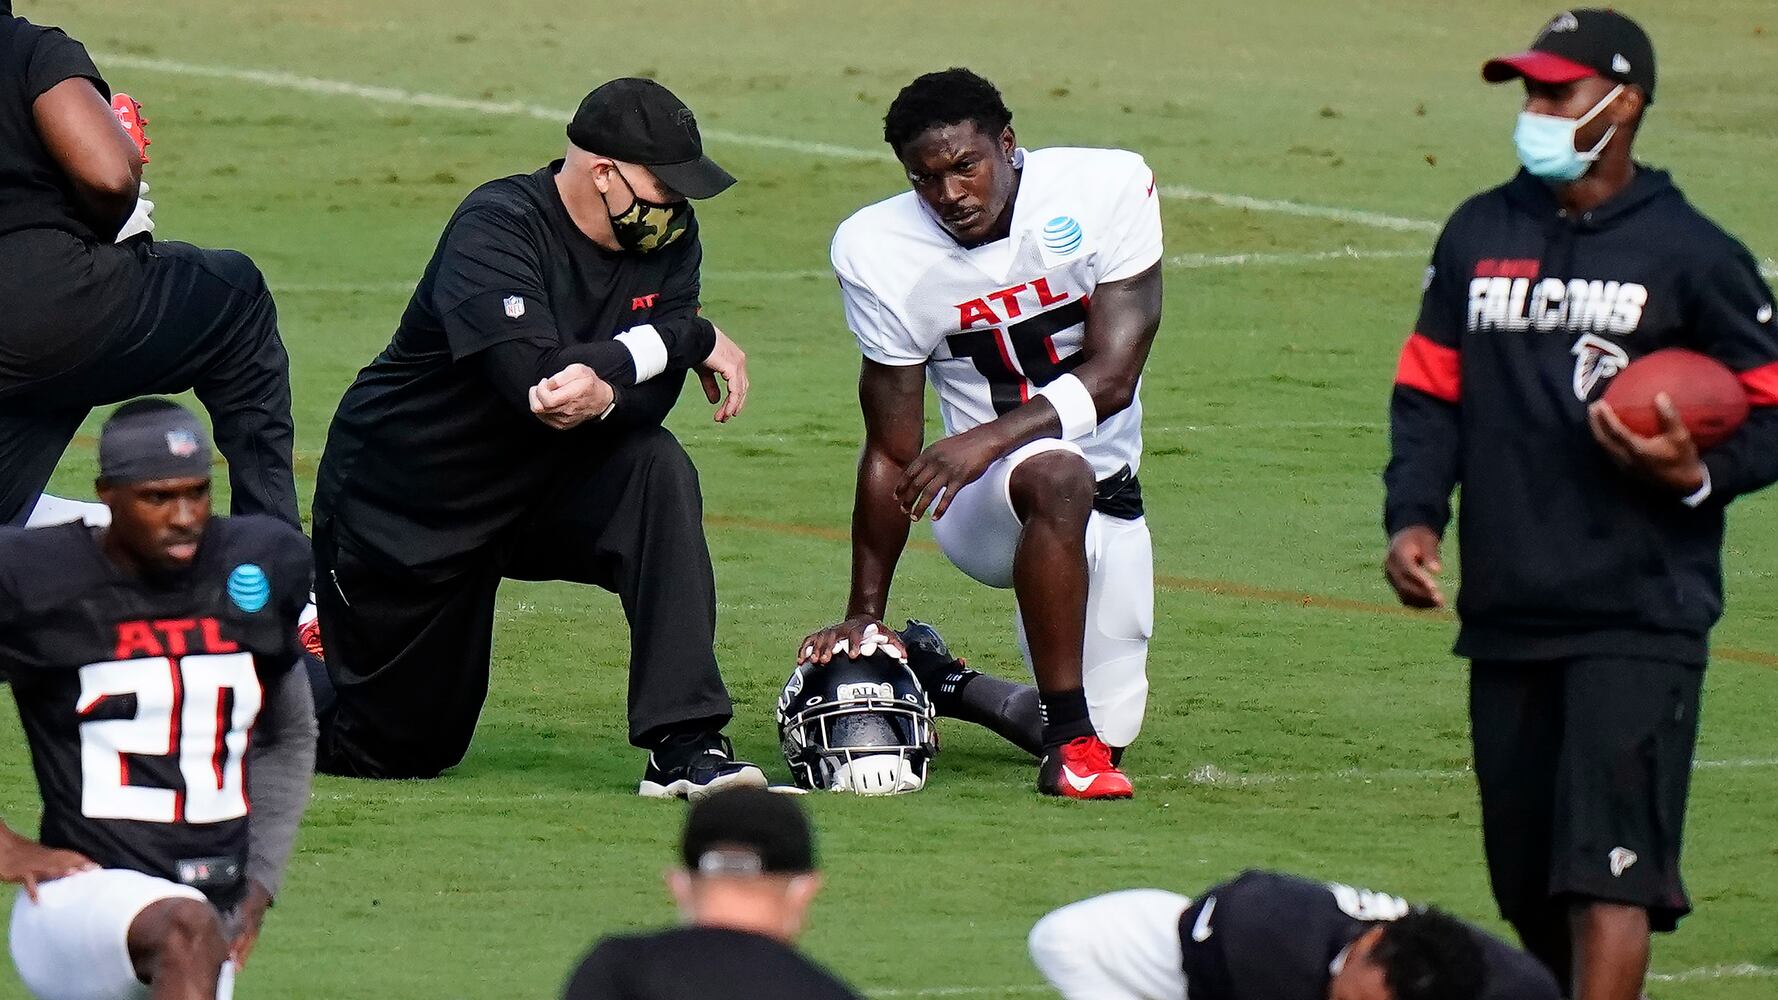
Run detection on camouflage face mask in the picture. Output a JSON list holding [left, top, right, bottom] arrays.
[[606, 167, 690, 253]]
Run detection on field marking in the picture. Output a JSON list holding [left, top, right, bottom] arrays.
[[272, 247, 1423, 294], [99, 53, 1778, 279], [95, 54, 1444, 237], [1159, 756, 1778, 789], [702, 514, 1778, 671], [1647, 963, 1778, 984], [864, 963, 1778, 996]]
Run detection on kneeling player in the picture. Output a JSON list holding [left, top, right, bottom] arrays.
[[0, 400, 316, 1000], [1029, 870, 1560, 1000], [800, 69, 1162, 799]]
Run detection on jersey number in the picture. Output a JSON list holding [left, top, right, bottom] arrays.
[[945, 300, 1088, 415], [76, 654, 262, 824]]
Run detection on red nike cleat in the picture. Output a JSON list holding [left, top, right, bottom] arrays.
[[298, 617, 324, 663], [1038, 735, 1134, 800], [111, 94, 150, 164]]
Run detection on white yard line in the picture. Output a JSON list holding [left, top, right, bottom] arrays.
[[1154, 755, 1778, 788], [1165, 247, 1424, 269], [95, 54, 1441, 235], [101, 54, 1778, 279], [863, 963, 1778, 997]]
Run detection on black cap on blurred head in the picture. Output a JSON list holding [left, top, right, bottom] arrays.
[[567, 78, 736, 199], [681, 787, 814, 876], [1483, 9, 1656, 104]]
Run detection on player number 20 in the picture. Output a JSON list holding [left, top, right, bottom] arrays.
[[76, 653, 263, 824]]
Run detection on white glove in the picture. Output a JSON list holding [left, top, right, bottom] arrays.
[[116, 180, 155, 242]]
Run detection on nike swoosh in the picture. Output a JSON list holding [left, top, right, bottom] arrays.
[[1191, 895, 1217, 942], [1061, 766, 1096, 792]]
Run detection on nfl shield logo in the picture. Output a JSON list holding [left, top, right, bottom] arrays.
[[503, 295, 526, 319], [165, 430, 199, 458]]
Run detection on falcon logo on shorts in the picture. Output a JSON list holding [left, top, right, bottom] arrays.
[[1043, 216, 1083, 256], [165, 429, 199, 458], [227, 564, 270, 614], [1609, 846, 1638, 877], [1571, 333, 1630, 401], [503, 295, 526, 319]]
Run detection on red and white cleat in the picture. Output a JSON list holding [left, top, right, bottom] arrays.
[[1038, 735, 1134, 800], [297, 605, 324, 663], [111, 93, 150, 164]]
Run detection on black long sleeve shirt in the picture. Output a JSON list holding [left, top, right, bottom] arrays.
[[1385, 168, 1778, 663], [314, 163, 714, 578]]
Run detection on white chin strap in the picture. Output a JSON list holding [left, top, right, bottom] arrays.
[[828, 754, 925, 796]]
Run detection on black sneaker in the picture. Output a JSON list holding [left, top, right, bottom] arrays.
[[898, 619, 977, 706], [638, 734, 767, 801]]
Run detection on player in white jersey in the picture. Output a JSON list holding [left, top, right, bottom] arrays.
[[799, 69, 1164, 799]]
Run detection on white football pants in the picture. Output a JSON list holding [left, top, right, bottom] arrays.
[[931, 438, 1154, 746], [1029, 889, 1191, 1000], [9, 869, 234, 1000]]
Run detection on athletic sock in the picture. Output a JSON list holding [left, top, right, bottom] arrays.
[[1038, 688, 1094, 748]]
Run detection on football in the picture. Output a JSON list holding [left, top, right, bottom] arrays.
[[1601, 348, 1750, 449]]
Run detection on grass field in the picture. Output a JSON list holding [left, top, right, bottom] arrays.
[[6, 1, 1778, 997]]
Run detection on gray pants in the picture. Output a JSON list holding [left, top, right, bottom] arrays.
[[312, 426, 734, 779]]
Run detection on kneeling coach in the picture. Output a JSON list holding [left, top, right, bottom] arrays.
[[310, 79, 763, 796]]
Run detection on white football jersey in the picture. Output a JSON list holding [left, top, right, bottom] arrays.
[[832, 146, 1163, 479]]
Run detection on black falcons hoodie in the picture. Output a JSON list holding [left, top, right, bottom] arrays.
[[1385, 167, 1778, 664]]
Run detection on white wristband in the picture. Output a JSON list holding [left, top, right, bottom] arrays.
[[1035, 373, 1098, 440], [615, 324, 668, 383], [1681, 465, 1713, 508]]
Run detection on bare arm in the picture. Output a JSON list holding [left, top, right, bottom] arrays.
[[897, 263, 1164, 519], [798, 358, 925, 663], [33, 78, 140, 240]]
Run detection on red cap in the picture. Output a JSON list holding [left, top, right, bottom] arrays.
[[1482, 50, 1596, 86]]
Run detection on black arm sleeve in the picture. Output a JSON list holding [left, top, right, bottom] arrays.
[[1382, 228, 1464, 536], [642, 232, 717, 365], [1685, 244, 1778, 503]]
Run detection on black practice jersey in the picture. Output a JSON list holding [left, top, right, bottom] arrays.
[[564, 927, 863, 1000], [1177, 871, 1558, 1000], [1386, 168, 1778, 663], [314, 162, 714, 579], [0, 16, 108, 240], [0, 517, 311, 907]]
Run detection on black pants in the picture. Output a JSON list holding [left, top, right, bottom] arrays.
[[313, 426, 733, 779], [0, 232, 297, 527], [1470, 657, 1703, 938]]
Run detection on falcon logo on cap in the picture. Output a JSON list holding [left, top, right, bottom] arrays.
[[1547, 11, 1580, 34], [503, 295, 526, 319], [166, 429, 199, 458], [1612, 53, 1631, 73]]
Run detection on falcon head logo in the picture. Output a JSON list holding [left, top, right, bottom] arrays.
[[1609, 846, 1638, 877], [1571, 333, 1631, 401]]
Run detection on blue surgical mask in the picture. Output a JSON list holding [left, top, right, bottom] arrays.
[[1513, 83, 1624, 182]]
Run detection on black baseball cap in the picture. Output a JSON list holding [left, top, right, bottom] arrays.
[[680, 787, 815, 876], [1483, 9, 1656, 104], [566, 78, 735, 199]]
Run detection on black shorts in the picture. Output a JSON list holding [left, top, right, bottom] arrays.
[[1469, 657, 1703, 932]]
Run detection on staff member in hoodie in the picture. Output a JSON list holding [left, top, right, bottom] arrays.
[[1382, 10, 1778, 1000]]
